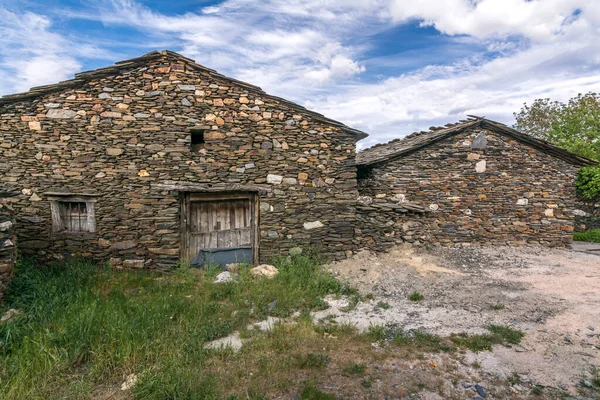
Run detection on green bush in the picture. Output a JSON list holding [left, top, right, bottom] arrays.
[[577, 165, 600, 200], [574, 229, 600, 243]]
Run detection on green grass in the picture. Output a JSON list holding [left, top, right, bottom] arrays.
[[364, 324, 523, 353], [574, 229, 600, 243], [376, 301, 390, 310], [408, 291, 424, 302], [342, 363, 366, 376], [490, 304, 505, 311], [0, 252, 354, 399], [299, 385, 337, 400], [450, 325, 524, 351]]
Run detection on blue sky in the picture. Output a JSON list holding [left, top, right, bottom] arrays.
[[1, 0, 600, 147]]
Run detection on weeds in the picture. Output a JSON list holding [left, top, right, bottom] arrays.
[[295, 353, 329, 369], [408, 291, 424, 302], [0, 252, 347, 399], [450, 325, 524, 351], [299, 385, 337, 400], [343, 363, 366, 375], [490, 304, 505, 310], [376, 301, 390, 310]]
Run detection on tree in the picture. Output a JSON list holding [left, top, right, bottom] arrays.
[[514, 92, 600, 200], [514, 92, 600, 161]]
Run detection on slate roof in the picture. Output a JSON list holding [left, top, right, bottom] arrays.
[[356, 116, 597, 167], [0, 50, 368, 141]]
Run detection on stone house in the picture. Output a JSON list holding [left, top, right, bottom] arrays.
[[356, 117, 597, 248], [0, 50, 367, 270]]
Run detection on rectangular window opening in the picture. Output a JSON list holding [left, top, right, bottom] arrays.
[[191, 129, 205, 151], [48, 195, 97, 234]]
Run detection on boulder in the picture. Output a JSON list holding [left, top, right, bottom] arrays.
[[250, 264, 279, 279]]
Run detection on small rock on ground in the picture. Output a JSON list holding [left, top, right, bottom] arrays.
[[214, 271, 237, 283], [204, 332, 243, 352], [0, 309, 22, 323], [250, 264, 279, 279], [121, 373, 137, 391]]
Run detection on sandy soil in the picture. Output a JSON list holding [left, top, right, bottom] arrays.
[[325, 245, 600, 397]]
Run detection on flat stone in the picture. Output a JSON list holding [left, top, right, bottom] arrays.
[[19, 240, 49, 249], [472, 133, 487, 149], [177, 84, 196, 91], [204, 331, 243, 352], [145, 91, 163, 97], [474, 384, 486, 397], [123, 259, 144, 269], [44, 103, 61, 109], [46, 109, 77, 119], [267, 174, 283, 184], [517, 198, 529, 206], [475, 160, 487, 173], [106, 148, 124, 156], [303, 220, 324, 230], [181, 98, 192, 106], [100, 111, 122, 118], [0, 221, 13, 231], [111, 240, 137, 250]]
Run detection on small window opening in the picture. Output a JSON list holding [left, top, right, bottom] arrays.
[[59, 202, 88, 232], [48, 195, 97, 234], [191, 130, 205, 151]]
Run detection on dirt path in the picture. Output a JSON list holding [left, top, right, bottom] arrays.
[[325, 245, 600, 397]]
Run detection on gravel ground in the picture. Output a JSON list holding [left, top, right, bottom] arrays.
[[324, 245, 600, 397]]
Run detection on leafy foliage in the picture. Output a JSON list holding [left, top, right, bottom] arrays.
[[573, 229, 600, 243], [577, 165, 600, 199], [514, 92, 600, 161]]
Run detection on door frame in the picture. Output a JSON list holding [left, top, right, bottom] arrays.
[[180, 191, 259, 265]]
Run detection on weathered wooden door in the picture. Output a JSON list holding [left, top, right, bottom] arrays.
[[182, 192, 258, 266]]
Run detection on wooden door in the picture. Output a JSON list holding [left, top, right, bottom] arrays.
[[182, 192, 258, 266]]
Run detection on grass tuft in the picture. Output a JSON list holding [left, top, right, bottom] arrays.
[[408, 291, 424, 302]]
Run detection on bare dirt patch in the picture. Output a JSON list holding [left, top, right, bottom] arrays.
[[325, 245, 600, 397]]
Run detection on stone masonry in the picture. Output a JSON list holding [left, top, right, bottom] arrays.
[[354, 202, 428, 253], [0, 191, 16, 299], [358, 124, 586, 247], [0, 51, 366, 270]]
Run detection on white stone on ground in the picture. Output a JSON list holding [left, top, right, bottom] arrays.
[[121, 373, 137, 391]]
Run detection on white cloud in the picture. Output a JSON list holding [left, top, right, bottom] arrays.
[[388, 0, 587, 41]]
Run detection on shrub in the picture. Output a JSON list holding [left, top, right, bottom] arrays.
[[574, 229, 600, 243], [408, 291, 424, 302], [577, 165, 600, 200]]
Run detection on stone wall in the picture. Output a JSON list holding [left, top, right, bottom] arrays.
[[0, 53, 360, 270], [574, 198, 600, 231], [354, 202, 429, 253], [358, 127, 579, 247], [0, 191, 16, 299]]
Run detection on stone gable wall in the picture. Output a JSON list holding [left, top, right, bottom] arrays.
[[0, 55, 359, 270], [358, 127, 579, 247], [0, 194, 16, 299]]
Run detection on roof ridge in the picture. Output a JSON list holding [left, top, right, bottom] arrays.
[[356, 116, 596, 167], [0, 50, 368, 140], [359, 116, 481, 154]]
